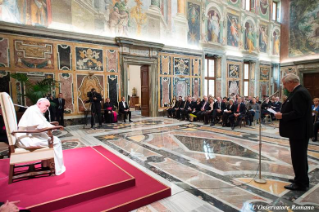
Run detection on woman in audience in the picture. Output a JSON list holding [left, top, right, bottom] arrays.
[[167, 96, 177, 118], [222, 99, 234, 127], [189, 98, 201, 122], [246, 97, 259, 126], [312, 98, 319, 123], [204, 98, 214, 124], [104, 98, 117, 123]]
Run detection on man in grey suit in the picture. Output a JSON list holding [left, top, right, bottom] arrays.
[[275, 73, 313, 191]]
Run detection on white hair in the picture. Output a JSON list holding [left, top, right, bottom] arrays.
[[37, 98, 49, 104], [283, 73, 300, 83]]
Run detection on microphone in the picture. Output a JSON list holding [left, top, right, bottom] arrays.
[[13, 103, 28, 108]]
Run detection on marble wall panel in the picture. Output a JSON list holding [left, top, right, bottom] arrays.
[[107, 75, 119, 106], [192, 78, 201, 99], [14, 40, 54, 69], [0, 71, 10, 94], [160, 55, 170, 75], [0, 38, 9, 67], [260, 66, 270, 80], [174, 57, 190, 76], [260, 81, 270, 98], [75, 47, 103, 71], [59, 73, 74, 114], [249, 80, 255, 97], [160, 77, 171, 107], [57, 44, 71, 70], [227, 80, 240, 96], [173, 77, 190, 98], [77, 74, 104, 112], [187, 2, 200, 45], [106, 49, 118, 73], [192, 58, 201, 76], [216, 79, 221, 98], [228, 63, 240, 78]]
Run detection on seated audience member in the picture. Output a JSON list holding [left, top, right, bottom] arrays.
[[204, 98, 214, 125], [0, 104, 8, 144], [210, 97, 226, 126], [271, 97, 282, 112], [167, 96, 177, 118], [222, 99, 235, 127], [197, 96, 209, 121], [104, 98, 117, 123], [189, 98, 201, 122], [178, 97, 188, 120], [312, 98, 319, 123], [256, 96, 262, 104], [16, 98, 66, 175], [246, 97, 259, 126], [181, 97, 193, 121], [261, 98, 272, 120], [174, 96, 184, 119], [119, 97, 132, 123], [229, 97, 246, 130]]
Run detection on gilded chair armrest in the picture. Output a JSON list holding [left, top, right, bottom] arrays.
[[12, 126, 64, 134], [50, 121, 59, 126]]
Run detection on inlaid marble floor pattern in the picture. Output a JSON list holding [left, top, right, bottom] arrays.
[[64, 116, 319, 212]]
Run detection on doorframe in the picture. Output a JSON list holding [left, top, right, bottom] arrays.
[[299, 69, 319, 86], [122, 56, 158, 117]]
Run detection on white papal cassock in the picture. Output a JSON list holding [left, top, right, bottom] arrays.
[[16, 105, 66, 175]]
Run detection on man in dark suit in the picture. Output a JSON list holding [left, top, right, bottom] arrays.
[[181, 97, 192, 120], [55, 93, 65, 126], [275, 73, 313, 191], [210, 97, 226, 126], [229, 97, 246, 130], [173, 96, 183, 119], [197, 96, 210, 121], [119, 96, 132, 122], [271, 97, 282, 112], [86, 88, 102, 128]]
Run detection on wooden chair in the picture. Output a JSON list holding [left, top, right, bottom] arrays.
[[0, 92, 63, 184]]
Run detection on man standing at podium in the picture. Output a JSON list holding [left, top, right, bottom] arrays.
[[275, 73, 312, 191]]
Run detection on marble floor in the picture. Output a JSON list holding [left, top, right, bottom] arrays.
[[3, 115, 319, 211]]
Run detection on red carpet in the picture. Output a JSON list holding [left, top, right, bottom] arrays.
[[0, 146, 171, 211]]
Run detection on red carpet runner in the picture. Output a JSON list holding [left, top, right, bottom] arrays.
[[0, 146, 171, 211]]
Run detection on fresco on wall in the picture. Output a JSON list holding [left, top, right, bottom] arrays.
[[244, 20, 256, 53], [0, 38, 9, 67], [14, 40, 54, 69], [174, 58, 189, 76], [57, 44, 71, 70], [187, 2, 200, 45], [273, 29, 280, 55], [173, 77, 190, 98], [259, 24, 268, 53], [259, 0, 269, 19], [207, 8, 221, 44], [227, 13, 240, 47], [289, 0, 319, 57], [76, 47, 103, 71], [228, 0, 241, 7], [160, 77, 171, 107]]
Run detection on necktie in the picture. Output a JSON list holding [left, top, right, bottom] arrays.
[[237, 105, 240, 113], [218, 103, 221, 109], [202, 102, 206, 110]]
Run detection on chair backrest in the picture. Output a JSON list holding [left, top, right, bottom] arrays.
[[0, 92, 18, 146]]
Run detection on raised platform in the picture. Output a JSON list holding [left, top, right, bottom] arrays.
[[0, 146, 171, 211]]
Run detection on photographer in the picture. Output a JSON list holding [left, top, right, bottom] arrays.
[[86, 88, 102, 128]]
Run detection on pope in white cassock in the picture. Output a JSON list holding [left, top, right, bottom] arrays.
[[16, 98, 66, 175]]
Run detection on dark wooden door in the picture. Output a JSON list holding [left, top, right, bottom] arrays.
[[304, 73, 319, 99], [140, 65, 150, 116]]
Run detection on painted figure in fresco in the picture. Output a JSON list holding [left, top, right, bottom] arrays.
[[229, 81, 239, 96], [273, 31, 280, 55], [114, 0, 129, 36], [260, 0, 269, 15], [227, 15, 239, 47], [259, 26, 268, 52], [208, 10, 220, 43], [31, 0, 48, 26], [245, 22, 256, 53], [130, 0, 147, 36], [0, 0, 20, 23]]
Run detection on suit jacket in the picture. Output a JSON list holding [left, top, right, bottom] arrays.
[[119, 101, 129, 112], [200, 101, 210, 111], [184, 101, 193, 111], [213, 101, 226, 111], [225, 104, 235, 114], [272, 101, 282, 112], [233, 103, 246, 115], [104, 102, 115, 111], [54, 98, 65, 111], [279, 85, 313, 139]]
